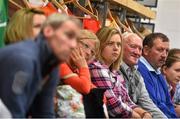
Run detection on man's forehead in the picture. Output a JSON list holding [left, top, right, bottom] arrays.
[[61, 20, 79, 28], [153, 38, 169, 47], [153, 37, 169, 43], [125, 34, 141, 41], [126, 36, 142, 45], [60, 21, 80, 33]]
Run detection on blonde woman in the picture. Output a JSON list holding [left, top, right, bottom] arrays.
[[56, 30, 99, 118], [59, 30, 99, 94], [5, 8, 46, 44], [89, 27, 151, 118]]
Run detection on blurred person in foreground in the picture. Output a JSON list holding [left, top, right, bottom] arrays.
[[0, 13, 81, 117]]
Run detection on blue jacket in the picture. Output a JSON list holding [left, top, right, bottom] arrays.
[[138, 58, 177, 118], [0, 34, 59, 117]]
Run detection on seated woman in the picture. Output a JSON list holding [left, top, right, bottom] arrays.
[[5, 8, 46, 44], [59, 30, 99, 94], [162, 48, 180, 117], [56, 30, 100, 118], [89, 27, 152, 118]]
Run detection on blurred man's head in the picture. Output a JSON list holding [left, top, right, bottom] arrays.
[[142, 33, 170, 70], [122, 32, 142, 67], [42, 13, 81, 62]]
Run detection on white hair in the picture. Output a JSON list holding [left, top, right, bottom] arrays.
[[122, 32, 142, 42]]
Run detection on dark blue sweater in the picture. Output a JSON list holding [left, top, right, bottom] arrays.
[[0, 34, 59, 117], [138, 60, 177, 118]]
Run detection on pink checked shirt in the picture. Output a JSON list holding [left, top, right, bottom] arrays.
[[89, 60, 138, 117]]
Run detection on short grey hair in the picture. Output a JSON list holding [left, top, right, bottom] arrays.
[[122, 32, 142, 42], [41, 13, 81, 32]]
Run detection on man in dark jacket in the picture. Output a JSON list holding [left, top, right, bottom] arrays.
[[0, 13, 81, 117]]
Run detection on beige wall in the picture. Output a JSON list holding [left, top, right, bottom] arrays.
[[154, 0, 180, 48]]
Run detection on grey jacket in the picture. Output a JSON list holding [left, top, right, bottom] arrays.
[[120, 63, 167, 118]]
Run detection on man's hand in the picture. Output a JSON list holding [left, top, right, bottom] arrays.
[[142, 112, 152, 118], [132, 110, 141, 118]]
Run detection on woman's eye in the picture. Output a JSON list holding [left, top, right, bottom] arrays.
[[117, 43, 121, 47], [107, 42, 113, 46]]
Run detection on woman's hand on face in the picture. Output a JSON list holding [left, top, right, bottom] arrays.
[[70, 47, 88, 68]]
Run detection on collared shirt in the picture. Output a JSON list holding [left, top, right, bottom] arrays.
[[138, 57, 177, 118], [121, 62, 139, 99], [121, 62, 167, 118], [167, 83, 173, 93], [140, 56, 161, 74], [89, 60, 137, 118], [174, 83, 180, 104], [121, 62, 143, 101], [121, 62, 138, 71], [164, 79, 173, 94], [164, 77, 180, 104]]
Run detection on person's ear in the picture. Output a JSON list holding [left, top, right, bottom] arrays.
[[162, 65, 168, 75], [143, 45, 150, 56], [43, 25, 54, 38]]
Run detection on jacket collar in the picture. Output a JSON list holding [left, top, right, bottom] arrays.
[[140, 56, 161, 74], [35, 34, 59, 77], [121, 62, 138, 72]]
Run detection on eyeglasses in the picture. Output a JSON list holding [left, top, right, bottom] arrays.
[[79, 41, 95, 56]]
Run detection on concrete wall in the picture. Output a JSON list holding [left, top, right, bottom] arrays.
[[154, 0, 180, 48]]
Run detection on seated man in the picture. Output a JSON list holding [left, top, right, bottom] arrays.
[[138, 33, 177, 118], [120, 32, 167, 118], [0, 14, 80, 117]]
